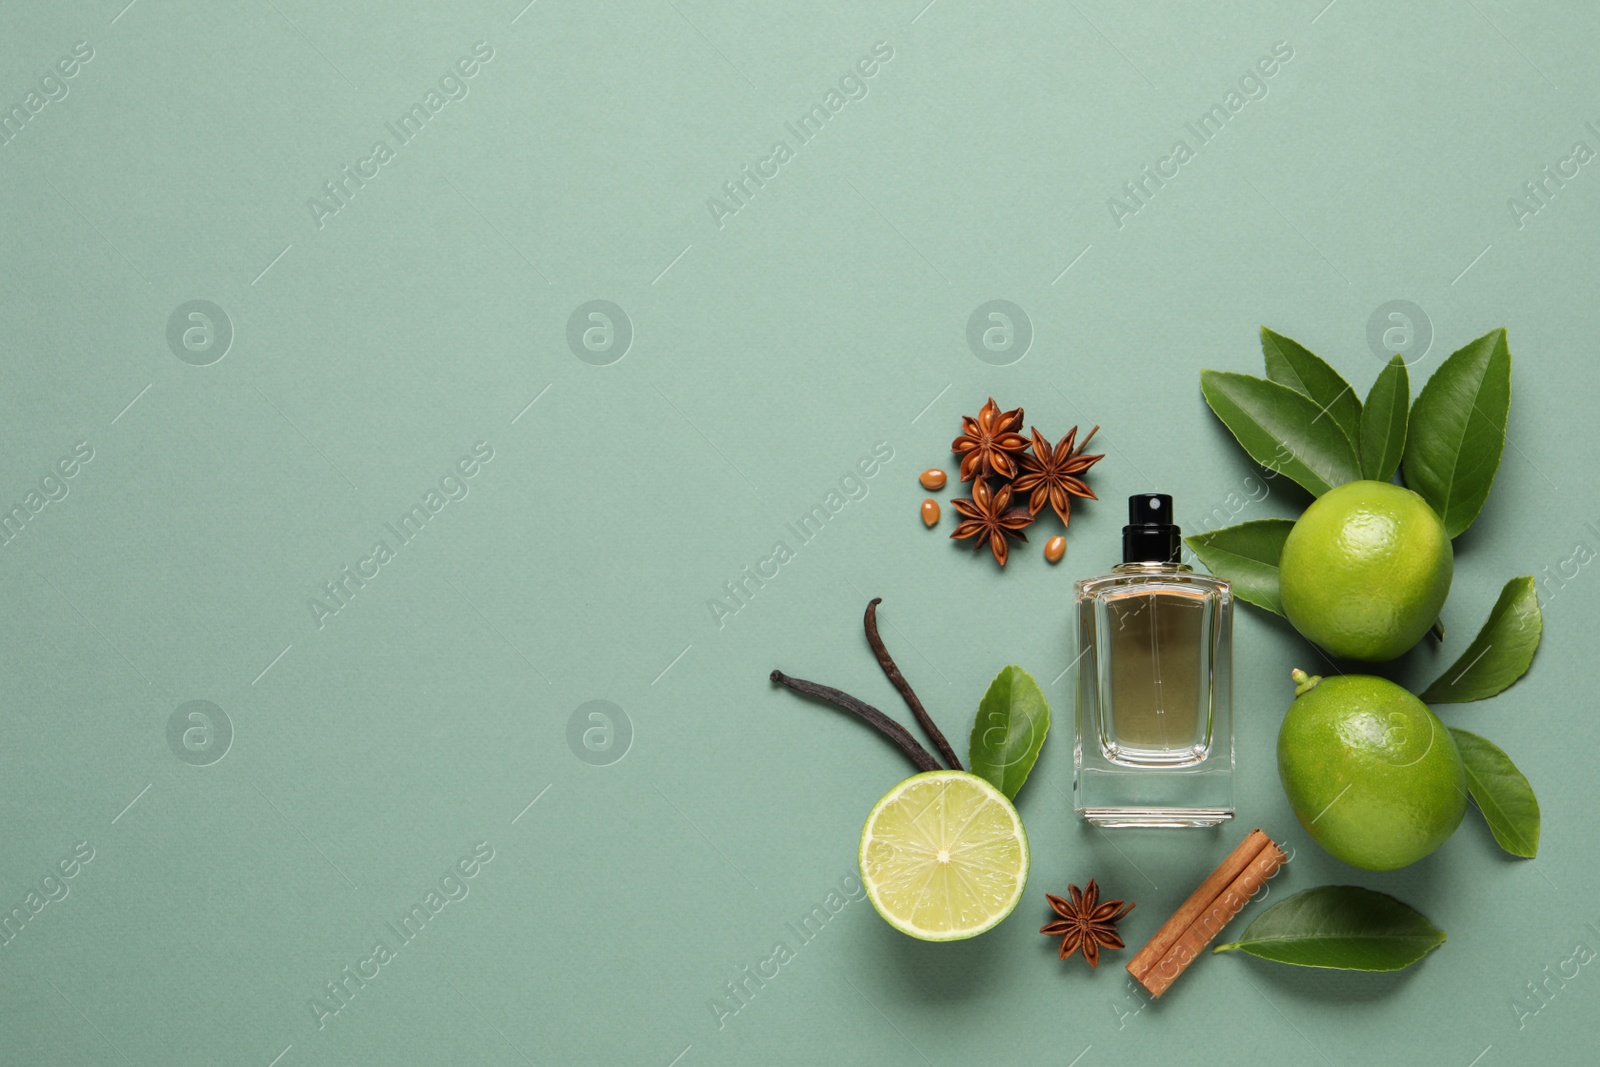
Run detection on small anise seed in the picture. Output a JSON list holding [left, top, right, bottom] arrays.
[[1045, 535, 1066, 563], [919, 469, 947, 490], [921, 499, 940, 527]]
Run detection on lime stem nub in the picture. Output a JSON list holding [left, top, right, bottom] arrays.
[[1291, 668, 1322, 697]]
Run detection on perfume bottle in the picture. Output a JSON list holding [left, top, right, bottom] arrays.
[[1074, 494, 1233, 827]]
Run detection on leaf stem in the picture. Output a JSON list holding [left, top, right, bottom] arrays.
[[863, 598, 962, 771], [768, 670, 941, 773]]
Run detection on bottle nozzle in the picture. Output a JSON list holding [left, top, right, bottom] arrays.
[[1122, 493, 1181, 564]]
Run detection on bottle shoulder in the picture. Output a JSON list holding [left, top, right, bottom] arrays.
[[1075, 567, 1231, 599]]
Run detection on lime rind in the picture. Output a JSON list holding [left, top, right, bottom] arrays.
[[858, 770, 1029, 942]]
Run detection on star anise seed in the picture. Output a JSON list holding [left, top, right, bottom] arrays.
[[1040, 879, 1133, 969], [1013, 425, 1104, 526], [949, 476, 1031, 566], [951, 398, 1028, 482]]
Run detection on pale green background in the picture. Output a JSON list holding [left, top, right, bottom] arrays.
[[1, 1, 1596, 1064]]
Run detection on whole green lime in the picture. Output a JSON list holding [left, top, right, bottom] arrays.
[[1278, 670, 1465, 870], [1279, 480, 1452, 662]]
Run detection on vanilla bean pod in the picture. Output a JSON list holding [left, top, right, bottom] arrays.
[[863, 598, 962, 770], [768, 670, 941, 772]]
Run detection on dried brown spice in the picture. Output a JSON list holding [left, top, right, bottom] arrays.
[[1013, 425, 1103, 525], [769, 597, 960, 775], [1041, 879, 1134, 969], [949, 477, 1032, 566], [768, 670, 941, 772], [863, 598, 963, 771], [951, 398, 1028, 482]]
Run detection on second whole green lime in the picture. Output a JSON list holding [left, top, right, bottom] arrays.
[[1279, 480, 1453, 662], [1278, 670, 1466, 871]]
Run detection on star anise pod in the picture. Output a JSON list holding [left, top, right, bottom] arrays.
[[951, 398, 1028, 482], [949, 477, 1031, 566], [1041, 880, 1133, 969], [1013, 425, 1103, 525]]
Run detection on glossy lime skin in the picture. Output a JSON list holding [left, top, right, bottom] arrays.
[[1278, 674, 1466, 871], [1280, 481, 1453, 662]]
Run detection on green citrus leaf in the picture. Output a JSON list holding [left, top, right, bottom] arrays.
[[1261, 327, 1362, 455], [1450, 728, 1540, 858], [1402, 328, 1511, 538], [1214, 886, 1445, 971], [1200, 371, 1362, 498], [1359, 355, 1410, 482], [967, 666, 1049, 801], [1184, 519, 1295, 615], [1419, 576, 1541, 703]]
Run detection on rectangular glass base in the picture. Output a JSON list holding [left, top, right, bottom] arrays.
[[1073, 765, 1234, 828], [1079, 807, 1234, 828]]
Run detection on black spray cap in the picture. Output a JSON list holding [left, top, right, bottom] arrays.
[[1122, 493, 1181, 564]]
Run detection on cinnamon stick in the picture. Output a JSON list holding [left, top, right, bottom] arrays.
[[1125, 829, 1269, 979], [1141, 843, 1286, 996], [1127, 829, 1286, 997]]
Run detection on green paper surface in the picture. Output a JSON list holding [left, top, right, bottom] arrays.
[[1, 3, 1596, 1064]]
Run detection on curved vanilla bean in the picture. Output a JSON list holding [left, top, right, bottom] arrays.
[[864, 598, 963, 771], [769, 670, 940, 773]]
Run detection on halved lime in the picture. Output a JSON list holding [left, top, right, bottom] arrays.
[[858, 770, 1029, 941]]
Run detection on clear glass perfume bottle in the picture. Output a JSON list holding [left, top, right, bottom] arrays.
[[1074, 494, 1233, 827]]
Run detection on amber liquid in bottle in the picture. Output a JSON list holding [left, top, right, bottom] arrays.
[[1102, 585, 1208, 761]]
